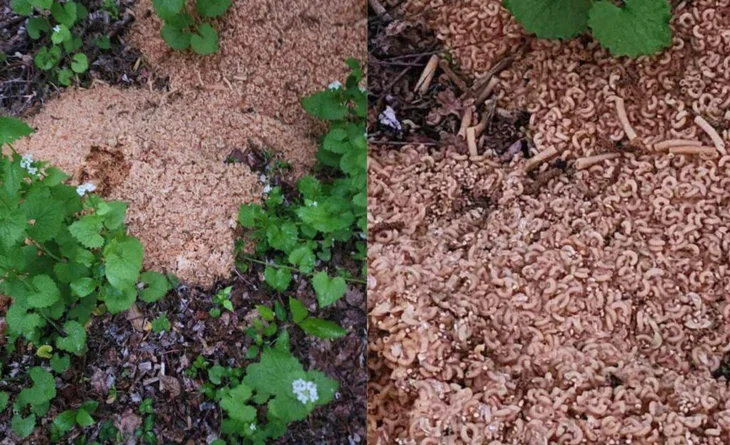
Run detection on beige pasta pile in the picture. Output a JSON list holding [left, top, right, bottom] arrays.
[[368, 0, 730, 443]]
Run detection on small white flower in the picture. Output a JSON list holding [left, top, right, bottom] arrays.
[[359, 86, 366, 93], [292, 378, 318, 404], [249, 424, 256, 431], [379, 106, 402, 131], [262, 185, 272, 194], [20, 154, 33, 168], [53, 25, 61, 33], [76, 182, 97, 196], [27, 167, 38, 175], [259, 174, 267, 183], [311, 201, 318, 207], [328, 81, 342, 90]]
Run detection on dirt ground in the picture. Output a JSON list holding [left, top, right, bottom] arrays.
[[368, 1, 730, 444], [11, 0, 367, 287]]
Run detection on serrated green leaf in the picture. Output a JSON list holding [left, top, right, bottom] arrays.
[[27, 17, 50, 39], [28, 274, 61, 308], [243, 348, 305, 399], [56, 320, 87, 355], [504, 0, 591, 39], [71, 277, 97, 298], [238, 203, 263, 228], [50, 354, 70, 373], [139, 270, 170, 303], [153, 0, 184, 21], [69, 214, 105, 248], [288, 297, 308, 323], [208, 365, 226, 385], [322, 128, 349, 154], [151, 314, 171, 333], [220, 384, 256, 422], [18, 367, 56, 411], [306, 370, 339, 405], [588, 0, 672, 57], [104, 237, 144, 290], [296, 176, 321, 200], [51, 1, 77, 27], [302, 91, 348, 121], [0, 116, 33, 145], [266, 222, 298, 253], [311, 272, 346, 308], [100, 283, 136, 314], [96, 201, 128, 230], [191, 23, 219, 55], [161, 23, 191, 50], [71, 53, 89, 73], [5, 303, 43, 339], [288, 245, 315, 273], [264, 266, 291, 292], [298, 317, 346, 339], [21, 193, 65, 242], [196, 0, 231, 18], [12, 413, 36, 438]]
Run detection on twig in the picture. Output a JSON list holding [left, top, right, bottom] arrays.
[[524, 146, 558, 172], [694, 115, 726, 155], [475, 77, 500, 105], [614, 97, 637, 141], [414, 55, 439, 95], [369, 0, 393, 23], [438, 59, 467, 91], [457, 107, 473, 139], [466, 127, 478, 157], [467, 55, 514, 100], [669, 145, 717, 155], [653, 139, 701, 151], [575, 153, 621, 170]]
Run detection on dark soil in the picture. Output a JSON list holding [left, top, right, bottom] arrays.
[[0, 0, 164, 117]]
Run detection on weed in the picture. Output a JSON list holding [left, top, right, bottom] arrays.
[[153, 0, 232, 55]]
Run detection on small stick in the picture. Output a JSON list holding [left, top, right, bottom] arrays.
[[524, 146, 558, 172], [414, 55, 439, 95], [575, 153, 621, 170], [615, 97, 637, 141], [369, 0, 393, 23], [653, 139, 701, 151], [466, 127, 478, 157], [475, 77, 500, 105], [472, 114, 489, 137], [669, 145, 717, 155], [467, 55, 514, 99], [694, 115, 727, 155], [438, 59, 467, 91], [458, 107, 473, 139]]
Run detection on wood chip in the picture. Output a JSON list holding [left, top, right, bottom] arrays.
[[524, 146, 558, 172], [415, 55, 439, 95], [575, 153, 621, 170]]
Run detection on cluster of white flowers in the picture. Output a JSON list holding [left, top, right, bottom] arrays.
[[262, 185, 272, 194], [328, 81, 342, 90], [378, 106, 402, 131], [249, 424, 256, 431], [76, 182, 97, 197], [20, 154, 38, 176], [53, 25, 61, 33], [292, 378, 318, 404]]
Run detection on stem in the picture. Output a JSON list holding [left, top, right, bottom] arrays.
[[32, 240, 64, 263], [241, 256, 367, 285]]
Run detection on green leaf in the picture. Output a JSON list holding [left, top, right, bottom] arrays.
[[51, 1, 77, 27], [63, 35, 83, 52], [11, 413, 36, 438], [302, 91, 348, 121], [96, 201, 128, 230], [11, 0, 33, 15], [208, 365, 226, 385], [19, 367, 56, 409], [288, 297, 308, 324], [588, 0, 672, 57], [53, 410, 77, 435], [288, 246, 315, 273], [311, 272, 346, 308], [266, 222, 298, 252], [196, 0, 231, 18], [50, 354, 71, 373], [238, 203, 263, 228], [21, 192, 65, 242], [0, 116, 33, 145], [95, 35, 112, 50], [153, 0, 184, 21], [80, 400, 99, 413], [30, 0, 52, 9], [243, 348, 305, 399], [275, 329, 290, 352], [161, 24, 191, 50], [56, 320, 87, 355], [71, 277, 97, 298], [256, 305, 275, 322], [36, 344, 53, 358], [298, 317, 347, 339], [190, 23, 219, 55], [151, 314, 171, 333], [76, 408, 95, 427], [5, 304, 42, 339], [139, 271, 170, 303], [306, 370, 339, 406], [219, 384, 256, 422], [264, 266, 291, 292], [69, 215, 105, 249], [51, 24, 72, 44], [71, 53, 89, 73], [104, 237, 144, 291], [57, 68, 74, 86], [0, 392, 8, 412], [27, 17, 50, 39], [296, 176, 321, 200], [322, 128, 349, 154], [28, 274, 61, 308], [503, 0, 591, 39]]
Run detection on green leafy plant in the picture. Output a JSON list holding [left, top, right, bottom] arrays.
[[135, 398, 157, 444], [10, 0, 113, 85], [50, 400, 98, 440], [209, 285, 234, 318], [150, 313, 171, 333], [0, 116, 174, 439], [153, 0, 231, 55], [237, 60, 366, 338], [503, 0, 673, 57]]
